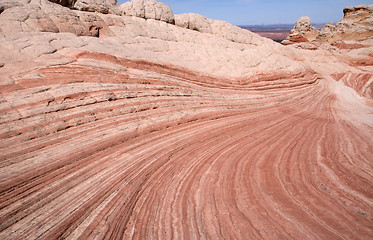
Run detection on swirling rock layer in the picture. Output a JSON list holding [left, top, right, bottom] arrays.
[[0, 1, 373, 239], [0, 51, 372, 239]]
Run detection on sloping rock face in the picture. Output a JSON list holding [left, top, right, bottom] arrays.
[[283, 4, 373, 49], [121, 0, 174, 24], [0, 1, 373, 240]]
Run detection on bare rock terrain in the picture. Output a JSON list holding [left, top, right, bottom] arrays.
[[283, 4, 373, 50], [0, 0, 372, 239], [121, 0, 174, 24]]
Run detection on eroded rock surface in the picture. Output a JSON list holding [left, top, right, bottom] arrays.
[[0, 1, 372, 240], [282, 16, 318, 46], [74, 0, 121, 15], [283, 4, 373, 49], [47, 0, 121, 14], [175, 13, 272, 46], [121, 0, 174, 24]]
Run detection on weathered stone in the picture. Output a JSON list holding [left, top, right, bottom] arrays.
[[175, 13, 273, 46], [282, 16, 319, 45], [121, 0, 174, 24], [284, 5, 373, 47], [74, 0, 121, 15], [175, 13, 212, 33], [0, 3, 372, 240], [48, 0, 76, 8], [0, 0, 30, 10]]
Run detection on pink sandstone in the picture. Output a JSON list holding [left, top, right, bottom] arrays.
[[0, 0, 372, 239]]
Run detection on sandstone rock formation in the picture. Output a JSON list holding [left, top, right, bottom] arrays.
[[74, 0, 121, 15], [121, 0, 174, 24], [48, 0, 121, 14], [282, 16, 319, 48], [0, 1, 372, 239], [283, 4, 373, 49], [175, 13, 213, 32], [48, 0, 76, 8], [335, 5, 373, 41], [0, 0, 115, 38], [175, 13, 274, 46]]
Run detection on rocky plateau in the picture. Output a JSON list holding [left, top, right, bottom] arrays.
[[0, 0, 372, 239]]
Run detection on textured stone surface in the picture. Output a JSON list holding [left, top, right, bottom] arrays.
[[175, 13, 274, 46], [284, 4, 373, 48], [335, 5, 373, 41], [175, 13, 213, 33], [74, 0, 121, 15], [48, 0, 121, 15], [282, 16, 319, 46], [48, 0, 76, 8], [0, 1, 373, 239], [121, 0, 174, 24]]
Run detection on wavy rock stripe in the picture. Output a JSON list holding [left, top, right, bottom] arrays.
[[0, 53, 372, 239]]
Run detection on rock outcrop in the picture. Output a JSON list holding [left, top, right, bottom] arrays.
[[74, 0, 121, 15], [283, 4, 373, 49], [175, 13, 213, 33], [0, 1, 372, 240], [0, 0, 114, 37], [175, 13, 273, 46], [121, 0, 174, 24], [282, 16, 319, 48], [47, 0, 121, 14], [335, 5, 373, 41], [48, 0, 76, 8]]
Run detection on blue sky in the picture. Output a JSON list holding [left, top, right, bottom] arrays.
[[118, 0, 373, 25]]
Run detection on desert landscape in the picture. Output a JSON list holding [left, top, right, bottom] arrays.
[[0, 0, 372, 239]]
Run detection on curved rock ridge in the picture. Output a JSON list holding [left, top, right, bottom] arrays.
[[175, 13, 273, 46], [121, 0, 175, 24], [283, 4, 373, 48], [0, 1, 373, 239]]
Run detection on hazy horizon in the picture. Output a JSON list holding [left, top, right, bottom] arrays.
[[117, 0, 373, 25]]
